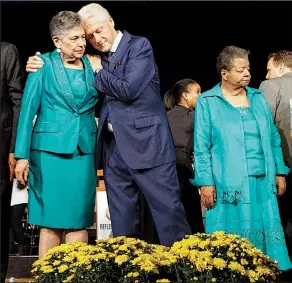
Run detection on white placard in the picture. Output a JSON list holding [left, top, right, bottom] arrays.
[[96, 190, 112, 239]]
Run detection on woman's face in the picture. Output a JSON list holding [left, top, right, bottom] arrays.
[[53, 25, 86, 60], [184, 83, 201, 109], [222, 57, 251, 88]]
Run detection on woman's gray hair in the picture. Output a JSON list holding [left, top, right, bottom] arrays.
[[49, 11, 82, 38], [216, 46, 250, 77], [78, 3, 112, 25]]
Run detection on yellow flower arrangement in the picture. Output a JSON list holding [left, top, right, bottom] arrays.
[[31, 232, 279, 283], [170, 231, 279, 282]]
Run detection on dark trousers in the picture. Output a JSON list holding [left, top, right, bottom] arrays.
[[141, 163, 204, 244], [9, 203, 26, 246], [1, 180, 12, 283], [102, 132, 191, 246]]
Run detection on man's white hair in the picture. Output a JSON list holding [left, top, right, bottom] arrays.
[[78, 3, 112, 24]]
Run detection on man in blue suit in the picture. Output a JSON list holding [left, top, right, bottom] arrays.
[[25, 3, 191, 246], [78, 3, 191, 246]]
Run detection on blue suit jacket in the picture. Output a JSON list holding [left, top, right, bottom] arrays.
[[93, 31, 175, 169], [14, 50, 98, 160]]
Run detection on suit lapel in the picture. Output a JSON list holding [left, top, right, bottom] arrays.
[[101, 54, 109, 69], [108, 31, 131, 72], [51, 50, 77, 112]]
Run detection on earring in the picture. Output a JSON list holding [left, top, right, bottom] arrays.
[[56, 48, 61, 53]]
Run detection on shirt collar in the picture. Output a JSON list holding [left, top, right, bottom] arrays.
[[110, 31, 123, 53]]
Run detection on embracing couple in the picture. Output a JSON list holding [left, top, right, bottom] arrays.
[[14, 3, 191, 258]]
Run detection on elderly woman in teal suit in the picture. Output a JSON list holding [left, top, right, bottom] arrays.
[[193, 46, 292, 270], [14, 11, 99, 258]]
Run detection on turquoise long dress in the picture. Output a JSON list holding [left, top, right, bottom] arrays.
[[28, 68, 96, 229], [205, 107, 292, 270]]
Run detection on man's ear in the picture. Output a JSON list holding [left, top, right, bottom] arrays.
[[109, 17, 115, 28]]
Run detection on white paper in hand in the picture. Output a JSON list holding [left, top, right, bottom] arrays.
[[10, 179, 28, 206]]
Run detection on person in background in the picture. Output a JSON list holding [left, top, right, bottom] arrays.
[[193, 45, 292, 270], [0, 41, 24, 283], [14, 11, 100, 258], [259, 50, 292, 260], [164, 78, 204, 234]]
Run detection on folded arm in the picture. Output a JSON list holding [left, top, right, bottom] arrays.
[[93, 38, 155, 102]]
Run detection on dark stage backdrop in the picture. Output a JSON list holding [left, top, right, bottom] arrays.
[[1, 1, 292, 94]]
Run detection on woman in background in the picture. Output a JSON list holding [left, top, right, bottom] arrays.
[[164, 78, 204, 234]]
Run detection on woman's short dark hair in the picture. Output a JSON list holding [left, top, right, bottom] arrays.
[[216, 46, 250, 77], [49, 11, 82, 38], [163, 78, 198, 111]]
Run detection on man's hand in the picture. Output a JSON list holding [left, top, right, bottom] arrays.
[[86, 54, 102, 71], [200, 186, 216, 209], [276, 176, 286, 196], [15, 159, 29, 185], [8, 153, 17, 181], [26, 52, 44, 72]]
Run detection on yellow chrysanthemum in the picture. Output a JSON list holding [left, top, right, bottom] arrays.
[[40, 265, 54, 274], [115, 254, 129, 265], [58, 264, 69, 273], [212, 258, 227, 270], [125, 272, 139, 278], [228, 261, 245, 275], [63, 274, 75, 283]]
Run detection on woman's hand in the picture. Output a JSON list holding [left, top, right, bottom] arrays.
[[276, 176, 286, 196], [15, 159, 29, 185], [200, 186, 216, 209], [86, 54, 102, 71]]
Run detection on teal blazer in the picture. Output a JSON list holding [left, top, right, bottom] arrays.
[[192, 83, 289, 204], [14, 50, 98, 160]]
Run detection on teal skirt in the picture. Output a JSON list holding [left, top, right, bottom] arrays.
[[28, 148, 97, 229], [206, 176, 292, 270]]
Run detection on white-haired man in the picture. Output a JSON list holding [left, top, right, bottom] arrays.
[[26, 3, 191, 246]]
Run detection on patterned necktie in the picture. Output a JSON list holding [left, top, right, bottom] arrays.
[[105, 51, 114, 132]]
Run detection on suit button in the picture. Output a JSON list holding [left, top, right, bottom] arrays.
[[74, 112, 79, 117]]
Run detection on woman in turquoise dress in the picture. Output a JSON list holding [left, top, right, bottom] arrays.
[[193, 46, 292, 270], [14, 11, 100, 258]]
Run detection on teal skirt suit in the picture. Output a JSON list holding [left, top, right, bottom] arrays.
[[14, 50, 98, 229], [193, 83, 292, 270]]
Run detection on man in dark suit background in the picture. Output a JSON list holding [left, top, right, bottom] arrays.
[[259, 50, 292, 259], [0, 41, 24, 283]]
